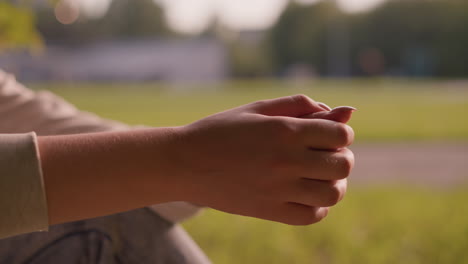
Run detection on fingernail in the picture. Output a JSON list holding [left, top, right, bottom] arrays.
[[332, 106, 357, 112], [317, 102, 332, 111]]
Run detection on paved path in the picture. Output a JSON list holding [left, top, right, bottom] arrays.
[[349, 143, 468, 187]]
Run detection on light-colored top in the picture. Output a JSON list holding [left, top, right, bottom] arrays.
[[0, 70, 201, 239]]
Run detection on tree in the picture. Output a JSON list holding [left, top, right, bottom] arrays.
[[0, 2, 43, 53], [268, 1, 345, 76]]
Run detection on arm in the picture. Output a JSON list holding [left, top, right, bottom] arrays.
[[39, 95, 355, 226], [38, 127, 183, 225], [0, 70, 355, 238]]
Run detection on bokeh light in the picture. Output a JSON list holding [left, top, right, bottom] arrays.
[[54, 0, 80, 25]]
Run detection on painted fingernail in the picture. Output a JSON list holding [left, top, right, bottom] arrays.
[[332, 106, 357, 112], [317, 102, 332, 111]]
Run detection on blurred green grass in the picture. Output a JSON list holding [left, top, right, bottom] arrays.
[[33, 79, 468, 141], [184, 186, 468, 264], [30, 80, 468, 263]]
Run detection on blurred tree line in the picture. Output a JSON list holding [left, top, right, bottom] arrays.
[[268, 0, 468, 78], [35, 0, 172, 44], [1, 0, 468, 78]]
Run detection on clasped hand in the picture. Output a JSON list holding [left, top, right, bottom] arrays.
[[169, 94, 355, 225]]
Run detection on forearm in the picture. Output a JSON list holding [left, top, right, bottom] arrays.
[[38, 127, 184, 225], [31, 94, 355, 230]]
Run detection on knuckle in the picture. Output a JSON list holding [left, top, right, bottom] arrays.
[[335, 123, 354, 146], [250, 99, 268, 110], [290, 94, 312, 107], [266, 118, 298, 138]]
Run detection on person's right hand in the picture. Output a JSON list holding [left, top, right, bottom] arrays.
[[168, 95, 355, 225]]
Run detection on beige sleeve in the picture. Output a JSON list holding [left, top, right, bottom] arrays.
[[0, 132, 48, 239], [0, 70, 201, 238]]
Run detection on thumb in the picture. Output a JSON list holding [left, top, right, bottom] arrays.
[[249, 94, 328, 117], [301, 106, 356, 124]]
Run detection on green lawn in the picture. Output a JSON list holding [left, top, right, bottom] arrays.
[[184, 186, 468, 264], [33, 79, 468, 141], [30, 80, 468, 263]]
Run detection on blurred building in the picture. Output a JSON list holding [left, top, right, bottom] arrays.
[[0, 38, 229, 83]]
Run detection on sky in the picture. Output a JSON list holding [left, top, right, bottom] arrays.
[[76, 0, 388, 34]]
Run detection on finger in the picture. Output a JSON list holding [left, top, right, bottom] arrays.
[[248, 94, 327, 117], [234, 202, 327, 226], [276, 203, 329, 226], [287, 179, 347, 207], [294, 118, 355, 149], [317, 102, 332, 111], [301, 106, 357, 124], [295, 148, 354, 180]]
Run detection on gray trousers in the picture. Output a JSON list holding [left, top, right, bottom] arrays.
[[0, 208, 210, 264]]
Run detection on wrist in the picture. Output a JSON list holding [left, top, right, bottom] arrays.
[[128, 126, 188, 204], [154, 125, 208, 205]]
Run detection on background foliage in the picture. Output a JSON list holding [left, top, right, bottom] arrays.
[[270, 0, 468, 77], [2, 0, 468, 77], [0, 2, 43, 53]]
